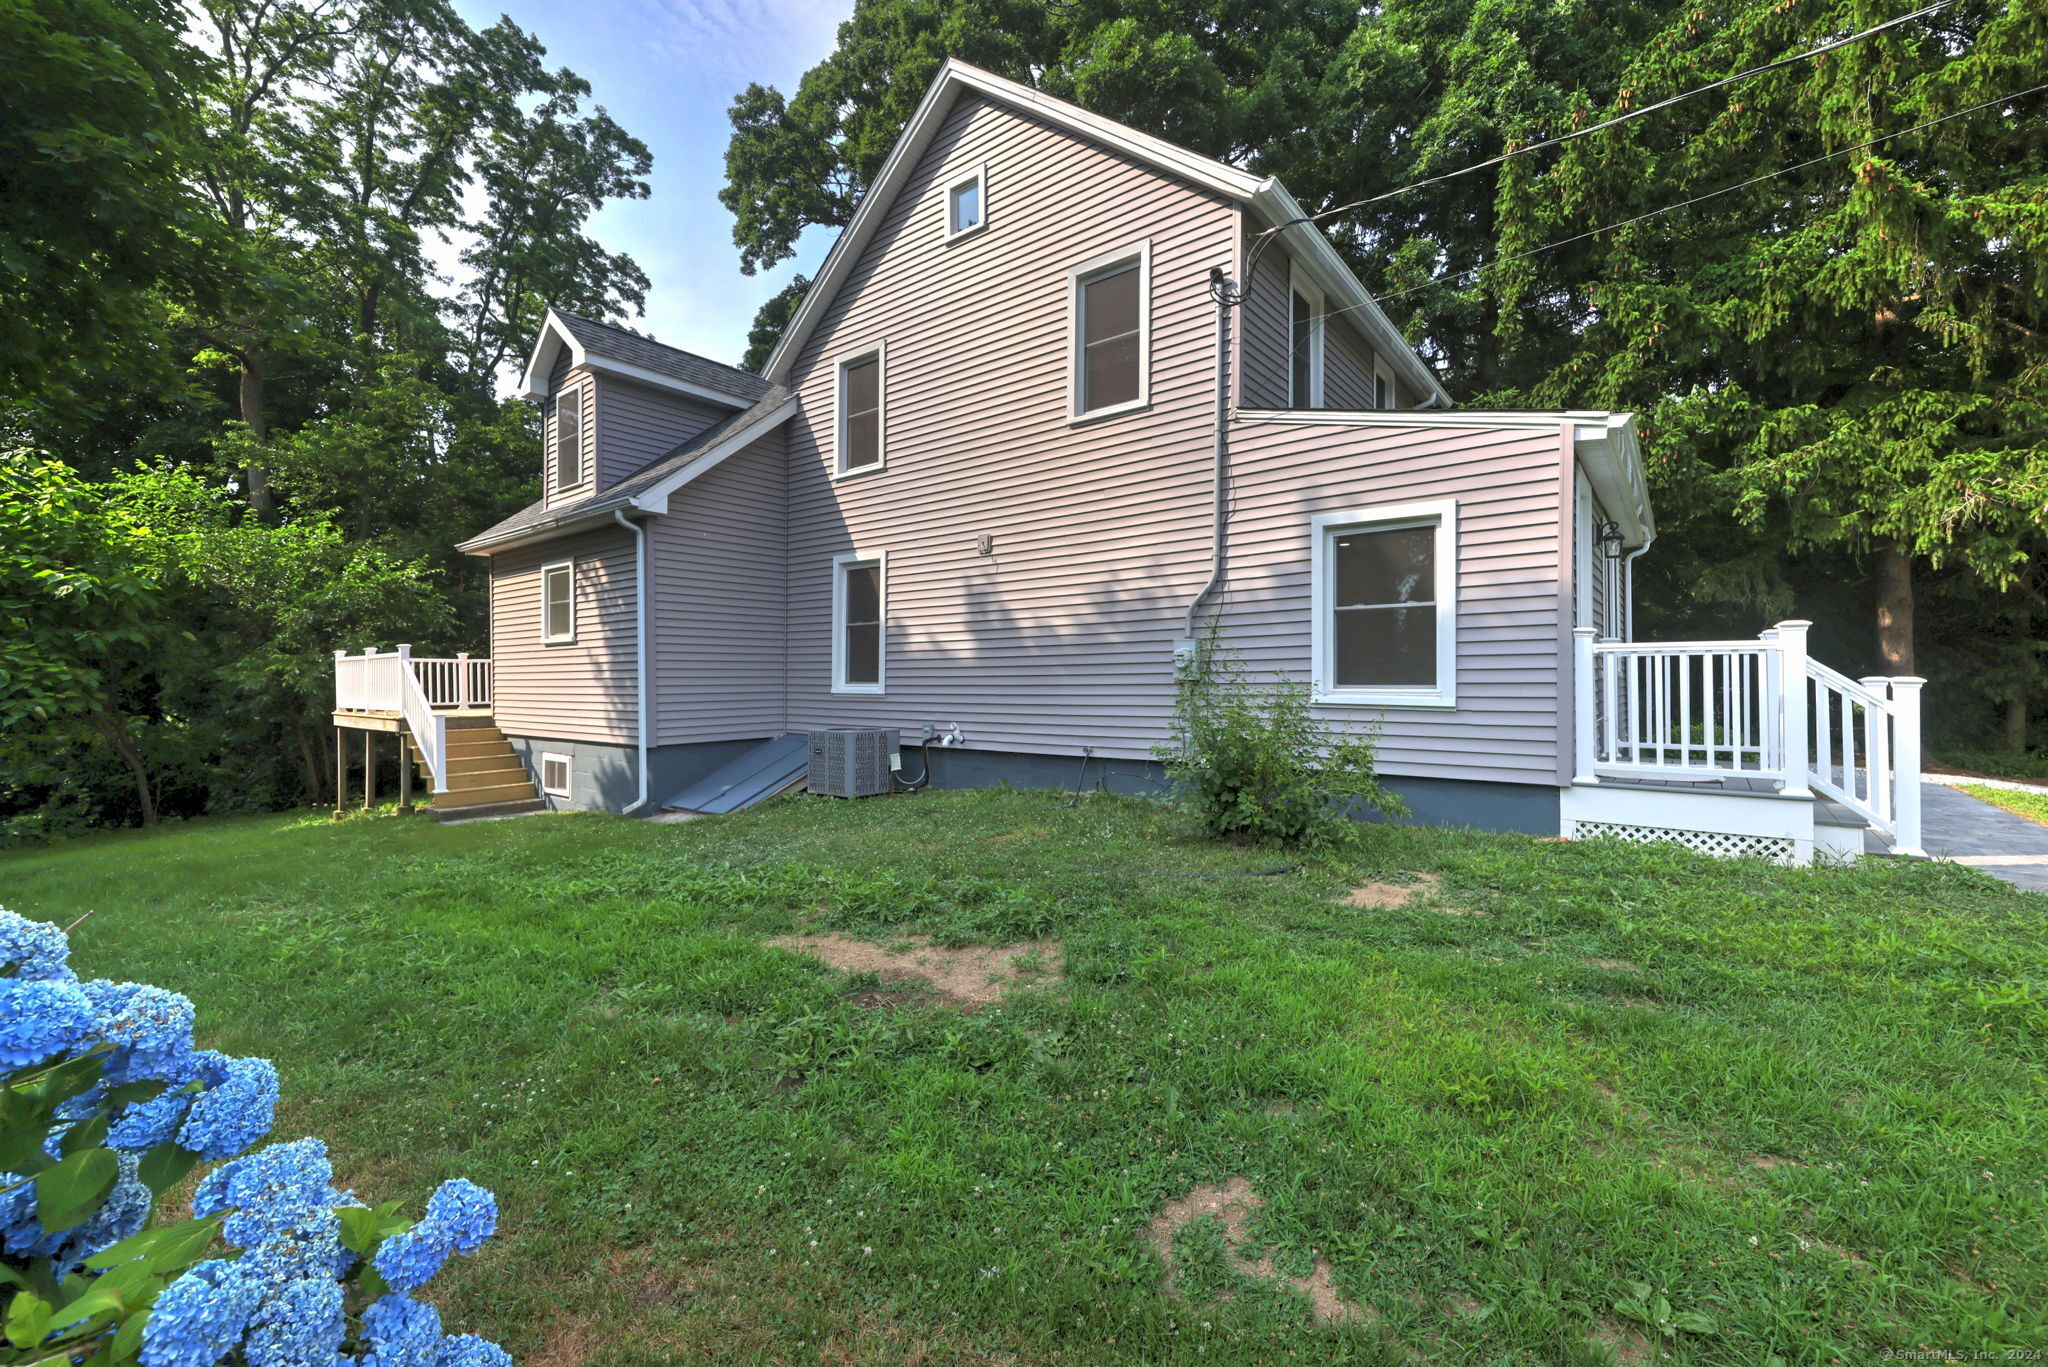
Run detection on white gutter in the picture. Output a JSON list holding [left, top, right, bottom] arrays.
[[1621, 535, 1656, 643], [612, 509, 650, 813]]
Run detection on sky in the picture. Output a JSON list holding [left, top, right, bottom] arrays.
[[447, 0, 855, 369]]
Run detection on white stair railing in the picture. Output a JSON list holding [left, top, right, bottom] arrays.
[[331, 645, 452, 794], [1573, 621, 1925, 856], [406, 653, 492, 708], [392, 645, 449, 794]]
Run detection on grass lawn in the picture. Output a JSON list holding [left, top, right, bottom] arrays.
[[3, 792, 2045, 1365], [1956, 782, 2048, 829]]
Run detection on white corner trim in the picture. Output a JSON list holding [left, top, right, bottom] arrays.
[[1286, 259, 1325, 409], [539, 559, 577, 645], [1308, 499, 1459, 709], [833, 342, 887, 477], [943, 162, 988, 242], [830, 551, 887, 694], [1068, 239, 1151, 423]]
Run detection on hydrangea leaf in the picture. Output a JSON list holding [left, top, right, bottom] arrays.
[[135, 1141, 198, 1198], [35, 1147, 119, 1231], [60, 1115, 112, 1157], [4, 1290, 52, 1348]]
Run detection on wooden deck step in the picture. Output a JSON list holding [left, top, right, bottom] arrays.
[[434, 779, 541, 810], [434, 798, 546, 823]]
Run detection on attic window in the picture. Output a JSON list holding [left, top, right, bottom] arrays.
[[945, 166, 986, 240], [1374, 357, 1396, 410], [1288, 265, 1325, 408], [554, 388, 583, 489]]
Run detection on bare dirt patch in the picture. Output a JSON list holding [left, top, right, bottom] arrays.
[[1146, 1176, 1363, 1326], [1586, 1318, 1655, 1366], [1589, 958, 1638, 971], [1342, 872, 1449, 911], [770, 934, 1062, 1010]]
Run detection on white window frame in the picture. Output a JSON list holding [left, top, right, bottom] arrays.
[[1309, 500, 1458, 710], [539, 753, 572, 798], [1067, 240, 1151, 424], [943, 163, 987, 242], [1287, 262, 1325, 409], [833, 344, 886, 478], [831, 551, 887, 695], [553, 385, 585, 491], [1373, 355, 1399, 410], [540, 559, 577, 645]]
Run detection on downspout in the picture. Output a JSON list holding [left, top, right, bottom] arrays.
[[613, 508, 650, 812], [1183, 270, 1235, 643], [1621, 535, 1656, 643]]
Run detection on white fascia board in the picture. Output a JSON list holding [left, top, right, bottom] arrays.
[[518, 308, 577, 399], [1238, 406, 1654, 546], [457, 504, 628, 556], [627, 397, 801, 516], [1248, 181, 1452, 410]]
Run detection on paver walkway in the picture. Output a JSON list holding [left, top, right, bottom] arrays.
[[1917, 781, 2048, 893]]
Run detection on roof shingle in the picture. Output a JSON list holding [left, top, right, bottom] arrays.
[[552, 309, 773, 404]]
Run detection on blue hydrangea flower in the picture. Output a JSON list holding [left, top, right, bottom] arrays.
[[140, 1260, 262, 1367], [203, 1139, 340, 1248], [0, 1168, 69, 1260], [361, 1294, 444, 1367], [0, 908, 74, 981], [422, 1180, 496, 1256], [371, 1223, 450, 1295], [0, 978, 96, 1067], [237, 1205, 350, 1283], [178, 1056, 279, 1160], [109, 1088, 194, 1151], [74, 1153, 151, 1263], [433, 1335, 511, 1367], [241, 1276, 345, 1367], [82, 980, 197, 1084]]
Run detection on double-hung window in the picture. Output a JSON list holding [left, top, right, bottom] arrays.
[[945, 165, 986, 240], [1373, 356, 1397, 410], [836, 349, 884, 474], [1070, 242, 1150, 420], [541, 559, 576, 644], [553, 387, 583, 490], [833, 554, 885, 693], [1288, 265, 1324, 408], [1310, 501, 1457, 707]]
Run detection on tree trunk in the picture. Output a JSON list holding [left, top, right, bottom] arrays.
[[1874, 545, 1915, 675], [239, 349, 274, 517], [2007, 604, 2030, 752], [293, 717, 325, 802], [94, 712, 157, 827]]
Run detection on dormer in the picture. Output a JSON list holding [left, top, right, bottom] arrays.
[[520, 308, 773, 501]]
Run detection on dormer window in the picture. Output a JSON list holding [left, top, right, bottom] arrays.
[[1288, 263, 1324, 408], [945, 166, 986, 240], [553, 387, 583, 489]]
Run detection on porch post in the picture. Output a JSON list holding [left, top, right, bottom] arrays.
[[397, 732, 414, 815], [1572, 627, 1598, 784], [1775, 620, 1812, 797], [1890, 676, 1926, 857], [363, 730, 375, 812], [333, 727, 346, 820], [457, 652, 471, 709]]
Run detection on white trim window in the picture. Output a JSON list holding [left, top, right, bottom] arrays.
[[1287, 263, 1324, 408], [540, 559, 577, 644], [835, 347, 885, 475], [553, 386, 584, 490], [832, 553, 886, 693], [540, 753, 572, 798], [1373, 355, 1397, 410], [945, 164, 986, 240], [1069, 241, 1150, 421], [1310, 500, 1458, 708]]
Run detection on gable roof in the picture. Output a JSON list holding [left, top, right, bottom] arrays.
[[518, 307, 773, 408], [456, 386, 797, 554], [761, 60, 1452, 409]]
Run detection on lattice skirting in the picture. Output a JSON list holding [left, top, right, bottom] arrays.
[[1566, 819, 1798, 863]]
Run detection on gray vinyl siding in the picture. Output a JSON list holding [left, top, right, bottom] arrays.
[[544, 355, 597, 507], [759, 91, 1572, 787], [1237, 228, 1409, 411], [488, 526, 638, 744], [648, 428, 788, 746], [593, 376, 732, 492]]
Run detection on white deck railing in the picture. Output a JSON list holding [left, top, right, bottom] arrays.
[[331, 645, 489, 795], [1573, 621, 1924, 856]]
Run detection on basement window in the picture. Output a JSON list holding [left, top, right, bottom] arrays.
[[541, 559, 576, 644], [540, 753, 571, 798], [833, 554, 885, 693], [1310, 500, 1458, 709]]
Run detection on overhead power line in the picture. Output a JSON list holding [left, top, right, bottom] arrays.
[[1315, 79, 2046, 330], [1250, 0, 1962, 264]]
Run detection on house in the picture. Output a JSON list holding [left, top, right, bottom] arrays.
[[331, 60, 1925, 865]]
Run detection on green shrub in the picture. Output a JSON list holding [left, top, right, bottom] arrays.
[[1156, 630, 1406, 847]]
